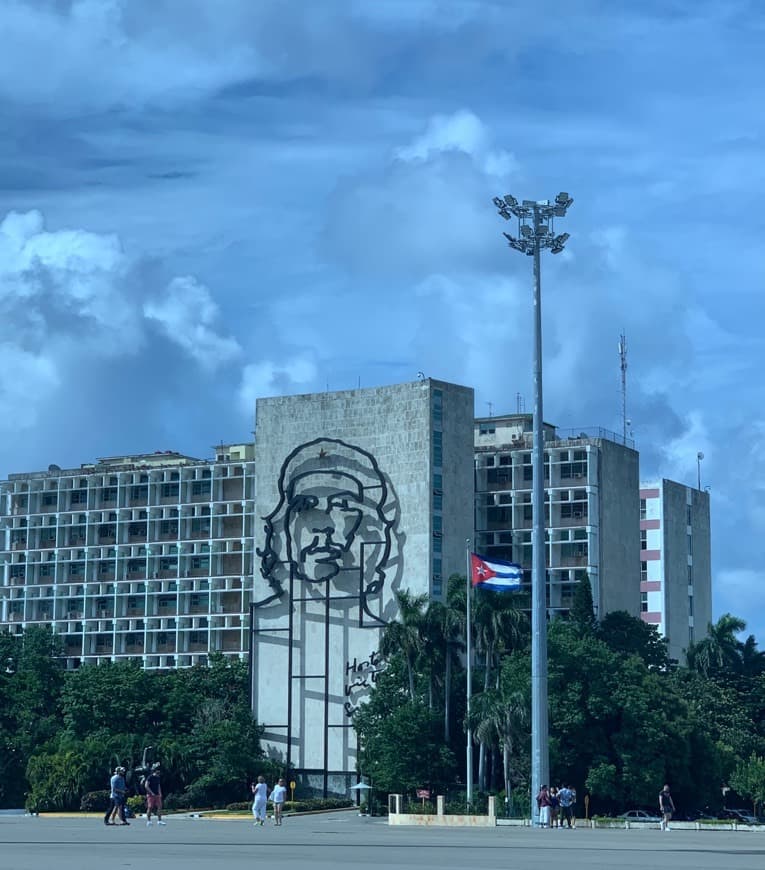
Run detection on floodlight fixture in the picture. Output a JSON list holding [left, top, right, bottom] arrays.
[[502, 232, 526, 253], [520, 224, 533, 238], [503, 194, 519, 208]]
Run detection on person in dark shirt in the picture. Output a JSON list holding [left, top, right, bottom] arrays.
[[659, 784, 675, 832], [145, 763, 165, 826]]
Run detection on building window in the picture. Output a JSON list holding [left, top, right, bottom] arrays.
[[433, 431, 443, 467], [479, 422, 495, 435], [688, 535, 693, 555], [688, 595, 694, 617], [640, 561, 647, 582], [687, 505, 692, 525], [191, 556, 209, 571], [687, 565, 693, 585], [191, 481, 211, 497], [161, 483, 179, 499], [640, 498, 647, 520], [640, 591, 648, 613], [640, 529, 647, 550], [71, 490, 87, 505], [43, 493, 57, 507], [130, 485, 148, 501], [101, 488, 117, 503], [433, 491, 443, 511]]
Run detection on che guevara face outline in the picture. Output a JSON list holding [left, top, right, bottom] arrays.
[[284, 471, 365, 583]]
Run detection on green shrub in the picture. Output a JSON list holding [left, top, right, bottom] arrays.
[[404, 800, 436, 814], [80, 790, 111, 812], [126, 796, 145, 814], [226, 801, 252, 812]]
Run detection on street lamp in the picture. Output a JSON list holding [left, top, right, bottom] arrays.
[[697, 451, 704, 490], [492, 191, 573, 825]]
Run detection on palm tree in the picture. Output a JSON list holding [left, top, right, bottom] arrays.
[[473, 591, 525, 790], [740, 634, 765, 678], [422, 597, 464, 742], [470, 683, 529, 804], [379, 590, 428, 700], [686, 613, 747, 677]]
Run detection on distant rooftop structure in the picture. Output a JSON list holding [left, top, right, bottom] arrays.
[[474, 413, 635, 451]]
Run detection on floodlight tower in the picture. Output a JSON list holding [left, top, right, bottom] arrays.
[[492, 191, 573, 825]]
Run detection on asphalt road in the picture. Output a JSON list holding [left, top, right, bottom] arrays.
[[2, 812, 765, 870]]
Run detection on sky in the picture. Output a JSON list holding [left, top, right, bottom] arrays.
[[1, 0, 764, 643]]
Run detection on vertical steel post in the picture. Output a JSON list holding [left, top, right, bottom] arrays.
[[530, 215, 549, 824]]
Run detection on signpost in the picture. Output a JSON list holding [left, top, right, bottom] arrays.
[[416, 788, 430, 808], [289, 780, 296, 802]]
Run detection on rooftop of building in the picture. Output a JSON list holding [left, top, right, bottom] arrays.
[[474, 413, 635, 452], [3, 442, 255, 483]]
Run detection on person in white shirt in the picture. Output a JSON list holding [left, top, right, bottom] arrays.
[[251, 776, 268, 826], [269, 778, 287, 826]]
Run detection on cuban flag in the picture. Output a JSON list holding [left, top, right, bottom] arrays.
[[471, 552, 523, 592]]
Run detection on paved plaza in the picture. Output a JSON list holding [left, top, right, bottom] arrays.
[[2, 812, 764, 870]]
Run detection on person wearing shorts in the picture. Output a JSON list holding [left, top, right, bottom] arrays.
[[145, 763, 165, 826], [269, 778, 287, 826], [105, 767, 128, 826], [659, 784, 675, 832]]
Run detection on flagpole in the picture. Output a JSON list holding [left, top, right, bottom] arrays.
[[465, 540, 473, 808]]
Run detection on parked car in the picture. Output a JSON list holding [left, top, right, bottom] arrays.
[[619, 810, 662, 823], [718, 809, 761, 825]]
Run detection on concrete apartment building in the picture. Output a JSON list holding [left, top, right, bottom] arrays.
[[0, 444, 255, 669], [474, 414, 641, 619], [640, 479, 712, 663]]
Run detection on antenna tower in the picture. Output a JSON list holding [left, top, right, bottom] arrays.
[[618, 332, 628, 444]]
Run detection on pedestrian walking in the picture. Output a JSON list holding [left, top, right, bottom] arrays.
[[144, 763, 166, 826], [269, 777, 287, 826], [104, 767, 129, 826], [659, 784, 675, 831], [251, 776, 268, 826]]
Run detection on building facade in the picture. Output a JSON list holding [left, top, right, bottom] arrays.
[[250, 379, 475, 794], [0, 445, 255, 669], [640, 479, 712, 663], [474, 414, 641, 619]]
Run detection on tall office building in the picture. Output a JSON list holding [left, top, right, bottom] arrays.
[[474, 414, 641, 619], [639, 479, 712, 663], [250, 379, 475, 794], [0, 445, 255, 669]]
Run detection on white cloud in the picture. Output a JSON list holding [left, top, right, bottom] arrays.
[[0, 208, 138, 341], [143, 276, 242, 372], [395, 109, 518, 178], [238, 357, 317, 416], [0, 345, 59, 431]]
